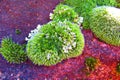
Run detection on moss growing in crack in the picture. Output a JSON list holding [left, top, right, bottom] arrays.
[[26, 21, 84, 66], [85, 57, 97, 71], [0, 37, 27, 63], [50, 4, 83, 25], [116, 63, 120, 73], [90, 6, 120, 46], [15, 29, 21, 35]]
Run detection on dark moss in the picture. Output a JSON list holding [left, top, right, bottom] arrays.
[[15, 29, 21, 35], [85, 57, 97, 71], [116, 63, 120, 73]]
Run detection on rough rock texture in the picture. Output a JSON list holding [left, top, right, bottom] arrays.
[[0, 0, 120, 79], [0, 0, 62, 44]]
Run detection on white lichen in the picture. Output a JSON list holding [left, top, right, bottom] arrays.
[[47, 53, 51, 60], [62, 28, 77, 53], [72, 42, 76, 48], [25, 24, 42, 41], [49, 13, 53, 19], [77, 17, 84, 25]]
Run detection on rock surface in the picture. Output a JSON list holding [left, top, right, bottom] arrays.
[[0, 0, 120, 79]]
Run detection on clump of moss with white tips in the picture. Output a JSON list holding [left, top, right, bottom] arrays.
[[90, 6, 120, 46], [26, 21, 84, 66], [0, 37, 27, 63], [50, 4, 83, 25]]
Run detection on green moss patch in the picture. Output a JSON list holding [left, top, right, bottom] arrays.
[[85, 57, 97, 71], [90, 6, 120, 46], [50, 4, 83, 25], [62, 0, 117, 29], [26, 21, 84, 66], [0, 37, 27, 63]]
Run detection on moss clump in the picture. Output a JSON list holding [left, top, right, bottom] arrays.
[[90, 6, 120, 46], [0, 37, 27, 63], [96, 0, 116, 6], [62, 0, 117, 29], [116, 0, 120, 7], [15, 29, 21, 35], [116, 63, 120, 73], [26, 21, 84, 66], [85, 57, 97, 71], [50, 4, 82, 24]]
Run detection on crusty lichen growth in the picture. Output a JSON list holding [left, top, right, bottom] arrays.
[[0, 37, 27, 63], [26, 21, 84, 66], [90, 6, 120, 46]]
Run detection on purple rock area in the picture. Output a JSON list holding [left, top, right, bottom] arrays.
[[0, 0, 62, 44]]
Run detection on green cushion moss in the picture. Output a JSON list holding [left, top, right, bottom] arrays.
[[0, 37, 27, 63], [50, 4, 81, 24], [62, 0, 117, 29], [90, 6, 120, 46], [26, 21, 84, 66]]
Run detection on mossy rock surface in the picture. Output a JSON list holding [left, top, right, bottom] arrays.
[[90, 6, 120, 46], [26, 21, 84, 66], [62, 0, 117, 29]]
